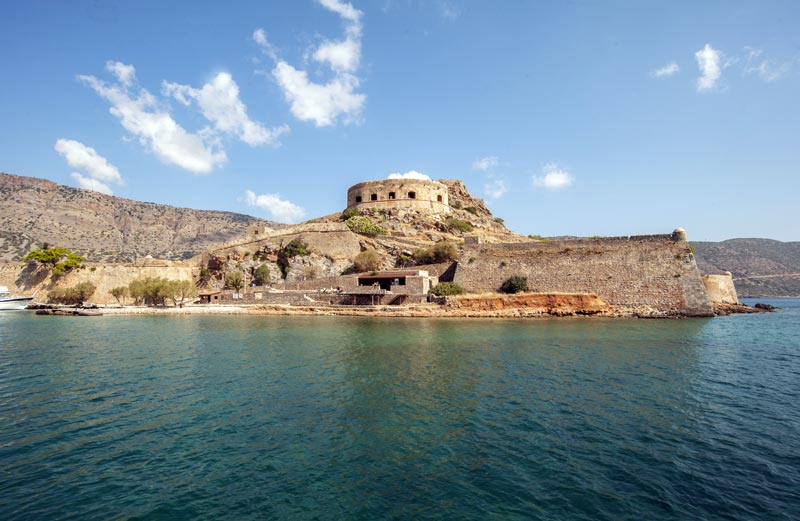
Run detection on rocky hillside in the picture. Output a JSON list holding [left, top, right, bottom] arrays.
[[0, 172, 277, 262], [692, 239, 800, 297]]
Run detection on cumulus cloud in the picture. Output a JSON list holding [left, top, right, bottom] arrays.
[[387, 170, 431, 180], [162, 73, 289, 146], [55, 139, 123, 184], [79, 61, 226, 174], [651, 62, 680, 78], [254, 0, 365, 127], [472, 156, 498, 172], [695, 44, 722, 92], [484, 178, 508, 200], [244, 189, 306, 223], [532, 163, 574, 190], [70, 172, 114, 195]]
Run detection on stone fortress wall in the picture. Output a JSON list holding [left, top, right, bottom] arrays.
[[346, 179, 450, 213], [702, 272, 739, 304], [453, 229, 714, 316]]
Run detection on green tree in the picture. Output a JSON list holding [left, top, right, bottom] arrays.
[[225, 272, 244, 292], [109, 286, 129, 305], [353, 248, 381, 272], [168, 280, 198, 308], [253, 264, 271, 285], [23, 246, 85, 275], [445, 218, 473, 233], [48, 281, 96, 304]]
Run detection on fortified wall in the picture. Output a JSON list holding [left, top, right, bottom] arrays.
[[702, 273, 739, 304], [346, 179, 450, 213], [453, 230, 714, 316], [212, 222, 361, 261]]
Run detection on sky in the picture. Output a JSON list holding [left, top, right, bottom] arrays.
[[1, 0, 798, 241]]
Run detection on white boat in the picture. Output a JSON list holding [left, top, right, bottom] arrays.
[[0, 286, 34, 310]]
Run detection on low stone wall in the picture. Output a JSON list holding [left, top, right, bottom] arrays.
[[0, 260, 197, 305], [453, 235, 714, 316], [702, 273, 739, 304]]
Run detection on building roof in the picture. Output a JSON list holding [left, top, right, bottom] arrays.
[[357, 270, 428, 280]]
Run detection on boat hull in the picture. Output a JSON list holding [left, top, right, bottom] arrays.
[[0, 297, 34, 310]]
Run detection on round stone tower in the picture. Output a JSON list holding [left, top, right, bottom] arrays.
[[346, 179, 450, 213]]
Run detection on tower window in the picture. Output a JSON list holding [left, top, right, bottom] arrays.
[[355, 195, 362, 203], [388, 192, 396, 199], [437, 195, 443, 202], [371, 193, 378, 201], [408, 191, 416, 199]]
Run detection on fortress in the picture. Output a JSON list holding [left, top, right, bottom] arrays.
[[346, 179, 450, 213]]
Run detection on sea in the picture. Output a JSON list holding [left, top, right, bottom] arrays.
[[1, 298, 798, 520]]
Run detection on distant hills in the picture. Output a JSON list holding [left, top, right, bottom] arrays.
[[0, 173, 277, 262], [692, 239, 800, 297]]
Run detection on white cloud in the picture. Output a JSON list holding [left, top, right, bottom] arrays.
[[271, 63, 365, 127], [532, 163, 574, 190], [244, 189, 306, 223], [472, 156, 498, 172], [55, 139, 123, 184], [80, 61, 227, 174], [695, 44, 722, 92], [651, 62, 680, 78], [162, 73, 289, 146], [387, 170, 431, 180], [70, 172, 113, 195], [254, 0, 365, 127], [744, 47, 789, 82], [484, 178, 508, 200]]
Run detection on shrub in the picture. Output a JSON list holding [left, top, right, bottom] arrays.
[[412, 248, 435, 265], [430, 282, 465, 296], [302, 265, 319, 280], [353, 248, 381, 272], [225, 272, 244, 291], [445, 218, 473, 233], [340, 207, 360, 221], [464, 206, 479, 216], [432, 241, 458, 263], [253, 264, 271, 285], [493, 217, 504, 224], [281, 238, 310, 258], [395, 254, 413, 268], [451, 200, 463, 209], [345, 216, 387, 236], [500, 275, 528, 294], [48, 282, 96, 305]]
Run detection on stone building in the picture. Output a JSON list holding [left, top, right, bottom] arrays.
[[346, 179, 450, 213]]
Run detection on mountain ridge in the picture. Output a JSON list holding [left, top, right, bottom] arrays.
[[0, 172, 278, 262]]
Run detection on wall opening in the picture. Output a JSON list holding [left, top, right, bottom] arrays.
[[388, 192, 395, 199], [355, 195, 362, 203], [437, 195, 443, 202], [370, 193, 378, 201], [408, 191, 416, 199]]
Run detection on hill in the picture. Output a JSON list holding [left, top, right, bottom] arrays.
[[692, 239, 800, 297], [0, 173, 277, 262]]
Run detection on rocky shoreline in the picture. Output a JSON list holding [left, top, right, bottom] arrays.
[[26, 299, 772, 319]]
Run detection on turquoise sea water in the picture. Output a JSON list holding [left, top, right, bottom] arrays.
[[1, 300, 799, 520]]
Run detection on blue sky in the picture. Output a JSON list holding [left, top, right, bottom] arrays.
[[1, 0, 798, 241]]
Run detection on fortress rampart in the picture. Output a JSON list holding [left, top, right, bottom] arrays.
[[454, 232, 714, 316], [346, 179, 450, 213]]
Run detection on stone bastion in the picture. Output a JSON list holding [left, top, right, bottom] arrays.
[[346, 179, 450, 213]]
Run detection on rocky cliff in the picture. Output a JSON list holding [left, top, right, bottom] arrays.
[[0, 173, 277, 262]]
